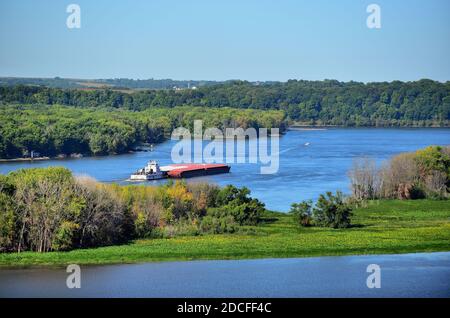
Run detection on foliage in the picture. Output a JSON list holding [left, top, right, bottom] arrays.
[[199, 215, 238, 234], [113, 185, 164, 238], [210, 185, 265, 225], [52, 221, 79, 251], [313, 191, 353, 229], [0, 192, 15, 252], [415, 146, 450, 179], [348, 157, 379, 200], [289, 200, 313, 227], [74, 178, 133, 248], [290, 192, 353, 229], [0, 104, 285, 159], [9, 167, 79, 252], [349, 146, 450, 200], [1, 79, 449, 126], [1, 199, 449, 267], [0, 168, 265, 252]]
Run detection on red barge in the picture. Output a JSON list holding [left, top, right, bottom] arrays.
[[130, 161, 230, 180], [162, 163, 231, 178]]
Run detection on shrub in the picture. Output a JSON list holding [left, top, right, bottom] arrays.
[[211, 185, 265, 225], [354, 146, 450, 201], [379, 153, 419, 199], [199, 215, 238, 234], [216, 185, 251, 206], [313, 191, 353, 229], [289, 200, 313, 227], [230, 200, 265, 225], [207, 198, 264, 226], [161, 219, 199, 238], [348, 157, 380, 200]]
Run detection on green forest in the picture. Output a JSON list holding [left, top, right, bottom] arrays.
[[0, 167, 266, 253], [0, 79, 449, 159], [0, 104, 285, 159], [1, 79, 449, 126]]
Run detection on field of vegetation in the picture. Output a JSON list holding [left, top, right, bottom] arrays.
[[0, 199, 449, 267]]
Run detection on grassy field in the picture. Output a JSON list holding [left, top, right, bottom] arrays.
[[1, 200, 449, 267]]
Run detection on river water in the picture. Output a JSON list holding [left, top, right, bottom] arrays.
[[1, 252, 449, 297], [1, 128, 449, 298], [0, 128, 449, 211]]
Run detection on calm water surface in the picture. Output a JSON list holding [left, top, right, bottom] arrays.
[[0, 128, 449, 211], [1, 129, 449, 297], [1, 252, 449, 297]]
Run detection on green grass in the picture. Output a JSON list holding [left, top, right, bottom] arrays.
[[1, 199, 449, 267]]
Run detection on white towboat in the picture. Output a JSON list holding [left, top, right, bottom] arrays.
[[129, 160, 166, 180]]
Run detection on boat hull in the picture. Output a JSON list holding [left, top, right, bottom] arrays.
[[129, 173, 166, 181]]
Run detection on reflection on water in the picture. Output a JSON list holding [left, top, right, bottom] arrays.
[[1, 252, 449, 297], [1, 128, 449, 211]]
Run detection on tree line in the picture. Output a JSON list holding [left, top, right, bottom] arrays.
[[1, 79, 449, 126], [0, 167, 265, 252], [0, 104, 286, 159], [0, 77, 220, 89]]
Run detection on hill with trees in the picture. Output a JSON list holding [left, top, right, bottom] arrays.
[[0, 104, 285, 159], [1, 79, 449, 126]]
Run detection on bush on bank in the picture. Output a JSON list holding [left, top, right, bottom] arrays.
[[290, 145, 450, 230], [349, 146, 450, 200], [289, 191, 353, 229]]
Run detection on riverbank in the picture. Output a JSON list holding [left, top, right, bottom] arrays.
[[1, 199, 449, 268], [0, 157, 51, 163], [0, 150, 143, 163]]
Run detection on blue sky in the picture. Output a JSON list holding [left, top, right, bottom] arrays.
[[0, 0, 449, 82]]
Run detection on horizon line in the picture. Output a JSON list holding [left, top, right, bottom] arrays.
[[1, 75, 449, 85]]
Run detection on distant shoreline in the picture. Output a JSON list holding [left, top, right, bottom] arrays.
[[288, 125, 450, 130], [288, 127, 328, 131], [1, 127, 449, 163], [0, 147, 156, 163], [0, 157, 51, 163]]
